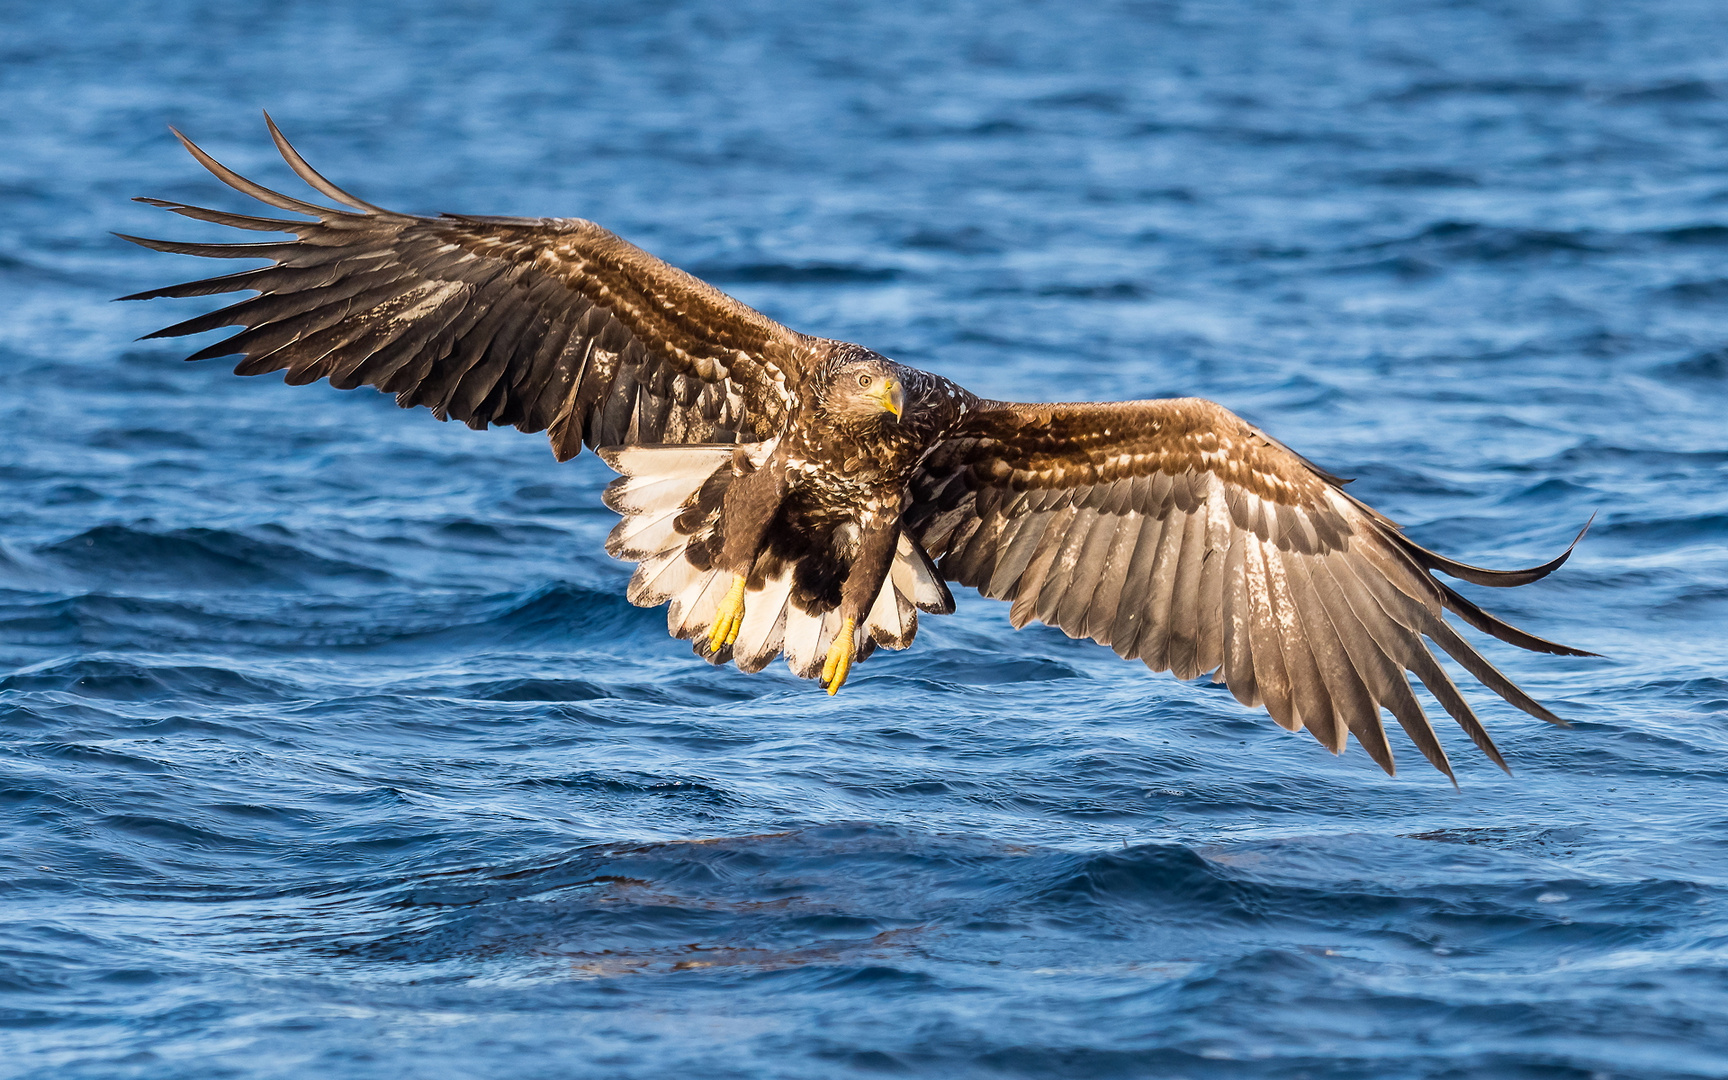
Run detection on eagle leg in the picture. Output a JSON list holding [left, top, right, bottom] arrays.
[[820, 616, 858, 695], [709, 574, 748, 652]]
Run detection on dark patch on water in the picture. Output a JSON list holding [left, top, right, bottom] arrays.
[[1656, 347, 1728, 382], [690, 262, 902, 284], [37, 526, 392, 591]]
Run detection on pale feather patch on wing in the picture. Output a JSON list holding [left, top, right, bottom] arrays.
[[672, 566, 736, 645], [864, 531, 945, 649], [896, 531, 955, 614], [600, 442, 743, 649], [866, 563, 917, 649], [600, 445, 735, 515], [629, 545, 704, 607], [733, 565, 795, 674], [609, 507, 687, 561], [783, 601, 827, 678], [783, 603, 863, 679]]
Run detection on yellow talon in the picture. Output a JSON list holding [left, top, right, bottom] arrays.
[[820, 616, 858, 695], [709, 574, 748, 652]]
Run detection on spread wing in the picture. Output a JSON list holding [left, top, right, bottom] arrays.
[[905, 397, 1593, 780], [119, 117, 815, 460]]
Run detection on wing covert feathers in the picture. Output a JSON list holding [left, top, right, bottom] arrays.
[[121, 117, 814, 460], [906, 397, 1593, 780]]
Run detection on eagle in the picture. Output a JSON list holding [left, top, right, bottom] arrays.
[[120, 118, 1594, 780]]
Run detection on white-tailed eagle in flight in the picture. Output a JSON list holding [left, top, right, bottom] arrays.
[[121, 118, 1594, 780]]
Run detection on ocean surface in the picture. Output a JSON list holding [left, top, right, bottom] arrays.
[[3, 2, 1727, 1076]]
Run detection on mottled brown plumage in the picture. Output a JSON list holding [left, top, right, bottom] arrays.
[[122, 118, 810, 459], [122, 119, 1595, 779]]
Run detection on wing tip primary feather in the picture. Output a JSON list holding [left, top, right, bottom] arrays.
[[1431, 576, 1601, 660], [1403, 513, 1595, 588], [262, 110, 390, 215], [165, 122, 349, 219]]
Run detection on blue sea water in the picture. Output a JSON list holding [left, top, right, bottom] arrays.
[[3, 1, 1728, 1076]]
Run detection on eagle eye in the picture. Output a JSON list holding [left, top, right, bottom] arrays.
[[857, 373, 872, 388]]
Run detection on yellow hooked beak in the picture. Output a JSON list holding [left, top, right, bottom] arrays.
[[868, 377, 905, 421]]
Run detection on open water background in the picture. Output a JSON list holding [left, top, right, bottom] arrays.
[[3, 1, 1728, 1076]]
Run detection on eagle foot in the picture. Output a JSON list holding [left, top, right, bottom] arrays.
[[820, 616, 858, 695], [708, 574, 748, 653]]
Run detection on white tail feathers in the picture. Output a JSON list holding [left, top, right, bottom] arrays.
[[863, 530, 953, 649], [599, 442, 953, 682]]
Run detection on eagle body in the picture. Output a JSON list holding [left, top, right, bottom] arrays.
[[122, 119, 1597, 780], [605, 345, 976, 681]]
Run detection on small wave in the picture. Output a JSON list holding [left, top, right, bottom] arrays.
[[895, 651, 1085, 685], [1343, 463, 1476, 498], [1654, 278, 1728, 304], [1379, 78, 1584, 103], [1353, 166, 1481, 188], [86, 427, 206, 451], [0, 539, 58, 589], [429, 519, 570, 547], [1085, 186, 1197, 205], [438, 582, 648, 644], [1594, 513, 1728, 544], [688, 262, 901, 285], [888, 118, 1035, 141], [511, 771, 734, 803], [1609, 79, 1720, 104], [29, 741, 171, 774], [0, 592, 235, 648], [95, 813, 262, 849], [1645, 224, 1728, 246], [0, 245, 85, 285], [1037, 843, 1264, 922], [1634, 675, 1728, 697], [1497, 477, 1596, 505], [1654, 348, 1728, 382], [36, 525, 392, 591], [466, 677, 613, 702], [1035, 281, 1150, 300], [0, 591, 398, 650], [900, 226, 1006, 254], [1403, 825, 1590, 857], [0, 657, 290, 704], [1354, 220, 1601, 262], [1528, 441, 1728, 472], [1029, 89, 1127, 113]]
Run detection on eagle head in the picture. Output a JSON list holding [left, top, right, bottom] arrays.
[[820, 351, 907, 429]]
